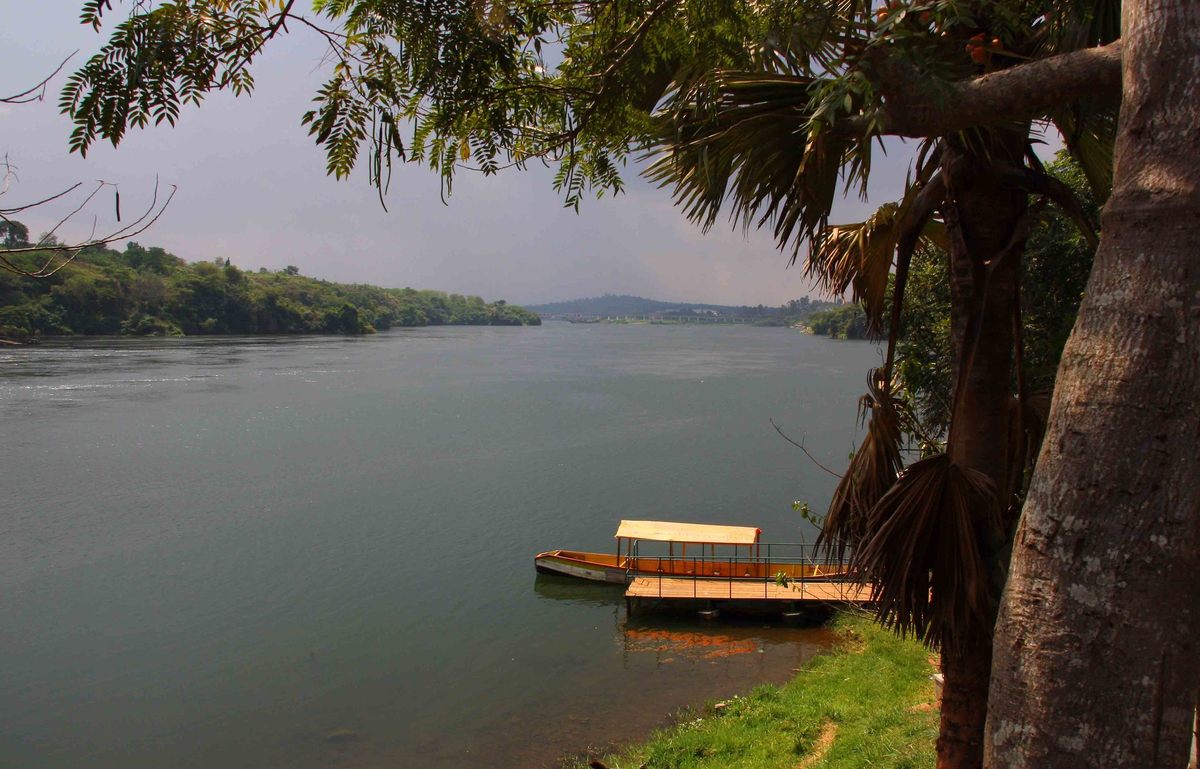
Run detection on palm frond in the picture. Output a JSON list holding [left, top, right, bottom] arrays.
[[818, 370, 906, 562], [1051, 100, 1117, 202], [753, 0, 863, 76], [852, 453, 1000, 650], [644, 0, 886, 274], [1038, 0, 1122, 55], [1032, 0, 1119, 202], [645, 69, 863, 260]]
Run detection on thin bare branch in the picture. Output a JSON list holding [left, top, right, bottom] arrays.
[[0, 179, 177, 278], [770, 418, 843, 477], [1, 52, 76, 104], [34, 181, 110, 249]]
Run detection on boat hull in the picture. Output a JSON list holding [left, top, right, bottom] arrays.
[[534, 551, 628, 583], [534, 549, 847, 584]]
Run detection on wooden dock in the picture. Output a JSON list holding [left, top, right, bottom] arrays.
[[625, 575, 873, 614]]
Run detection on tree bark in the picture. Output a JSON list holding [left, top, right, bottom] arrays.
[[985, 2, 1200, 767], [855, 42, 1122, 139], [941, 638, 997, 769], [937, 131, 1027, 769]]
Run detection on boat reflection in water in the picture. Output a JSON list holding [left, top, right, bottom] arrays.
[[533, 571, 836, 670]]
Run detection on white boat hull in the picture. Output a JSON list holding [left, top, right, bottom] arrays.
[[534, 551, 627, 583]]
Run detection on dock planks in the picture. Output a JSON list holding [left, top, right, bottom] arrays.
[[625, 575, 873, 605]]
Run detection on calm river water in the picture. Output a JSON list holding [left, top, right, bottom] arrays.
[[1, 324, 877, 768]]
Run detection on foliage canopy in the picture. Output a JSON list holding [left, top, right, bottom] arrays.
[[63, 0, 1118, 216]]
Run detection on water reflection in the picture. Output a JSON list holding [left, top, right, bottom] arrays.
[[532, 573, 626, 607], [534, 573, 837, 669]]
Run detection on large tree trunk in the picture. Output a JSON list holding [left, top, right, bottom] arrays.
[[985, 2, 1200, 766], [940, 638, 999, 769], [936, 132, 1027, 769]]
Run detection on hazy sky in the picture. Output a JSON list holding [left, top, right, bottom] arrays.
[[1, 0, 917, 305]]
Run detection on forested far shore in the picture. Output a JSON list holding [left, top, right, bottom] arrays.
[[0, 240, 540, 339], [805, 304, 870, 339]]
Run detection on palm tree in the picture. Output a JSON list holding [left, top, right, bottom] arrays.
[[645, 3, 1117, 765]]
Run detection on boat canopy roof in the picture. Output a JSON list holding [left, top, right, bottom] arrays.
[[615, 520, 761, 546]]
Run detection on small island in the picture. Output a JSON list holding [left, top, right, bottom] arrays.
[[0, 238, 540, 340]]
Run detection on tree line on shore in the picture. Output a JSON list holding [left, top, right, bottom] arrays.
[[0, 239, 540, 339], [806, 304, 871, 339]]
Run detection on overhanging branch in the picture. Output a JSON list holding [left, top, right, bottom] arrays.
[[854, 41, 1122, 139]]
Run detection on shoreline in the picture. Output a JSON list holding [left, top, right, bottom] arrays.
[[562, 612, 937, 769]]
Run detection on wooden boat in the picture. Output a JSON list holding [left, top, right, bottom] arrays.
[[533, 549, 631, 583], [534, 519, 846, 583]]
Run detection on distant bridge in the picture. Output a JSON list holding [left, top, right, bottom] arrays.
[[554, 314, 755, 324]]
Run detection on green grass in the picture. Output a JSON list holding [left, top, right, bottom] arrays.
[[569, 612, 937, 769]]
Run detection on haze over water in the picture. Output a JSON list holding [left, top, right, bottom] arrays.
[[1, 325, 878, 768]]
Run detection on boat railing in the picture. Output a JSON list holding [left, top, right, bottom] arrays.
[[625, 540, 856, 600]]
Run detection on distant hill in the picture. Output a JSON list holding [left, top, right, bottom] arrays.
[[528, 294, 770, 317], [526, 293, 836, 321]]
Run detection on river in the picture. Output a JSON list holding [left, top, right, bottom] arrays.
[[0, 324, 878, 768]]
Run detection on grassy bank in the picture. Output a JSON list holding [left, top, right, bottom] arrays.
[[572, 612, 937, 769]]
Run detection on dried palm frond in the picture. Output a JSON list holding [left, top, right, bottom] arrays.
[[807, 204, 899, 334], [814, 176, 944, 558], [818, 370, 905, 562], [853, 453, 1000, 650], [808, 172, 946, 337]]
